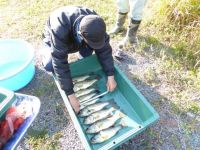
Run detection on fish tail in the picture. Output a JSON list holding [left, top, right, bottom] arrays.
[[109, 106, 119, 113], [88, 72, 101, 78], [88, 72, 95, 76], [115, 110, 126, 118], [93, 74, 101, 81], [87, 73, 101, 81], [118, 120, 127, 127], [95, 89, 101, 94], [108, 99, 119, 110], [80, 105, 85, 110]]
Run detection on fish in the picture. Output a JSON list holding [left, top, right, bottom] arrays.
[[78, 92, 98, 103], [80, 98, 100, 110], [90, 124, 125, 144], [83, 107, 117, 125], [74, 79, 98, 92], [79, 99, 115, 117], [72, 75, 90, 83], [86, 110, 125, 134], [75, 88, 97, 98], [79, 91, 107, 104]]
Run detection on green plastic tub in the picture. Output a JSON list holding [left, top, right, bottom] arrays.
[[0, 87, 16, 118], [54, 55, 159, 150]]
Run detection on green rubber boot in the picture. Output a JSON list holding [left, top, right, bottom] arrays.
[[118, 19, 141, 49], [109, 12, 127, 35]]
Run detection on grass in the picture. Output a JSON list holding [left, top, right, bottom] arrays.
[[0, 0, 116, 42], [189, 101, 200, 114], [1, 0, 200, 149], [155, 58, 200, 115], [141, 0, 200, 69], [26, 129, 63, 150], [31, 80, 55, 97], [171, 135, 181, 149]]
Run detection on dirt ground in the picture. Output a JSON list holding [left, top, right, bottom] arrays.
[[16, 40, 200, 150]]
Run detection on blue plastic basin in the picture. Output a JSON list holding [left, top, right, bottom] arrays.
[[0, 39, 35, 91]]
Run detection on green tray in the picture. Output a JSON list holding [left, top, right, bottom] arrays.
[[0, 87, 16, 118], [54, 55, 159, 150]]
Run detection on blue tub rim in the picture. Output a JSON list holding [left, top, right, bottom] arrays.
[[0, 39, 34, 80]]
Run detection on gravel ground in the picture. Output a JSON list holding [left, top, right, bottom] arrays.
[[15, 41, 200, 150]]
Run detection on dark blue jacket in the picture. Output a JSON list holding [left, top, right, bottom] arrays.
[[43, 6, 114, 95]]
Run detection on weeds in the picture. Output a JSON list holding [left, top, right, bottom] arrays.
[[1, 0, 200, 149], [26, 129, 62, 150], [142, 0, 200, 69]]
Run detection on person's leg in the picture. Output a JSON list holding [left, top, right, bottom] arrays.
[[40, 43, 54, 72], [109, 0, 129, 34], [79, 45, 93, 59], [41, 25, 54, 73], [129, 0, 147, 21], [118, 0, 147, 48], [118, 19, 141, 48]]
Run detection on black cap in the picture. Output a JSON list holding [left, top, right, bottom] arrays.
[[80, 15, 106, 49]]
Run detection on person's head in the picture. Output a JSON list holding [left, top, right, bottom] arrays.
[[79, 15, 106, 49]]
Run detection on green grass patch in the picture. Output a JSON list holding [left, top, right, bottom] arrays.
[[142, 0, 200, 69], [170, 135, 181, 149], [0, 0, 116, 42], [171, 102, 184, 114], [26, 129, 62, 150], [189, 101, 200, 114], [31, 80, 55, 97], [146, 36, 160, 46]]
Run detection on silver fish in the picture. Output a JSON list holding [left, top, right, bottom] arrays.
[[83, 107, 116, 125], [80, 91, 108, 104], [86, 110, 125, 134], [90, 125, 124, 143], [79, 100, 115, 117], [80, 98, 100, 110], [74, 79, 98, 92], [72, 75, 90, 83], [78, 92, 98, 102], [75, 88, 96, 98]]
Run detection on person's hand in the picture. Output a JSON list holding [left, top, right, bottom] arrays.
[[68, 94, 80, 113], [106, 76, 117, 92]]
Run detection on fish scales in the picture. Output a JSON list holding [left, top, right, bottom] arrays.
[[74, 79, 98, 92], [80, 98, 100, 110], [72, 75, 90, 83], [90, 125, 123, 143], [83, 107, 116, 125], [79, 99, 115, 117], [78, 92, 97, 102], [86, 110, 125, 134], [75, 88, 96, 98]]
